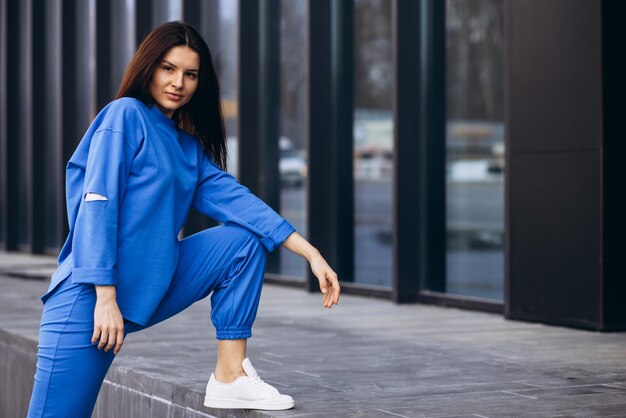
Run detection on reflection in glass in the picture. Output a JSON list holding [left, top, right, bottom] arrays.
[[445, 0, 505, 300], [353, 0, 393, 287], [214, 0, 239, 177], [274, 0, 307, 278]]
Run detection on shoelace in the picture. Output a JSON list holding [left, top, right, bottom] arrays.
[[249, 375, 277, 392], [250, 375, 267, 386]]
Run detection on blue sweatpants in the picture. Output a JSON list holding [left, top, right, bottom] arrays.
[[27, 224, 268, 418]]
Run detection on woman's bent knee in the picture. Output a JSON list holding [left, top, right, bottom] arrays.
[[182, 223, 264, 254], [221, 223, 263, 245]]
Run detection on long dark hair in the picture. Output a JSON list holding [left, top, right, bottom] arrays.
[[115, 21, 227, 171]]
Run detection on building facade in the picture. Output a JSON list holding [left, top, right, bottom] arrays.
[[1, 0, 624, 330]]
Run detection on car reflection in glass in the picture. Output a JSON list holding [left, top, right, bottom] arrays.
[[225, 136, 307, 188], [279, 136, 307, 188]]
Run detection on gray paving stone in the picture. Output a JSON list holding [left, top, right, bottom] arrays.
[[1, 251, 626, 417]]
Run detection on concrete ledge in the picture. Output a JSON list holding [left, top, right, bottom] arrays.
[[0, 324, 264, 418], [0, 263, 277, 418], [0, 285, 227, 418], [1, 329, 39, 418]]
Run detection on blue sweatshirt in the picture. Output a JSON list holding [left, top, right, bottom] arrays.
[[42, 97, 296, 325]]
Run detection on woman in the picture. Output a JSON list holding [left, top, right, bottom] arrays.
[[27, 21, 339, 416]]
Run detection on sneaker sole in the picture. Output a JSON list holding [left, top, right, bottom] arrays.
[[203, 396, 295, 410]]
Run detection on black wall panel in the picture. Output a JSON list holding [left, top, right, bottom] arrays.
[[601, 0, 626, 330], [17, 0, 33, 250], [509, 150, 601, 328], [506, 0, 602, 154], [0, 0, 7, 249], [505, 0, 625, 330]]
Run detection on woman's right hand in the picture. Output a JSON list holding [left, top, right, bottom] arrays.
[[92, 285, 125, 355]]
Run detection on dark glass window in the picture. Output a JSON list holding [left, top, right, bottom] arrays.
[[215, 0, 240, 178], [445, 0, 505, 300], [353, 0, 393, 287], [273, 0, 308, 278]]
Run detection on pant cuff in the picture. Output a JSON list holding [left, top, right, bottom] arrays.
[[215, 326, 252, 340]]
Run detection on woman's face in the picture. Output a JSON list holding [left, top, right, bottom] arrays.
[[149, 45, 200, 119]]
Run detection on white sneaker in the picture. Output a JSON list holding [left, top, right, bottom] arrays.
[[203, 358, 295, 410]]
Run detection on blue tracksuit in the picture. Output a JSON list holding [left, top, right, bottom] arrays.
[[27, 97, 296, 417]]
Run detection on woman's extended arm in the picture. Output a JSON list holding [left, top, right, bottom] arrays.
[[192, 148, 295, 252], [192, 147, 339, 308], [281, 232, 340, 308]]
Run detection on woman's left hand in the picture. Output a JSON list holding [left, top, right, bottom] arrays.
[[309, 253, 340, 308], [280, 231, 341, 308]]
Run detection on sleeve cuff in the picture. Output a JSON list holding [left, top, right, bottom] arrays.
[[259, 219, 296, 252], [71, 267, 117, 286]]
